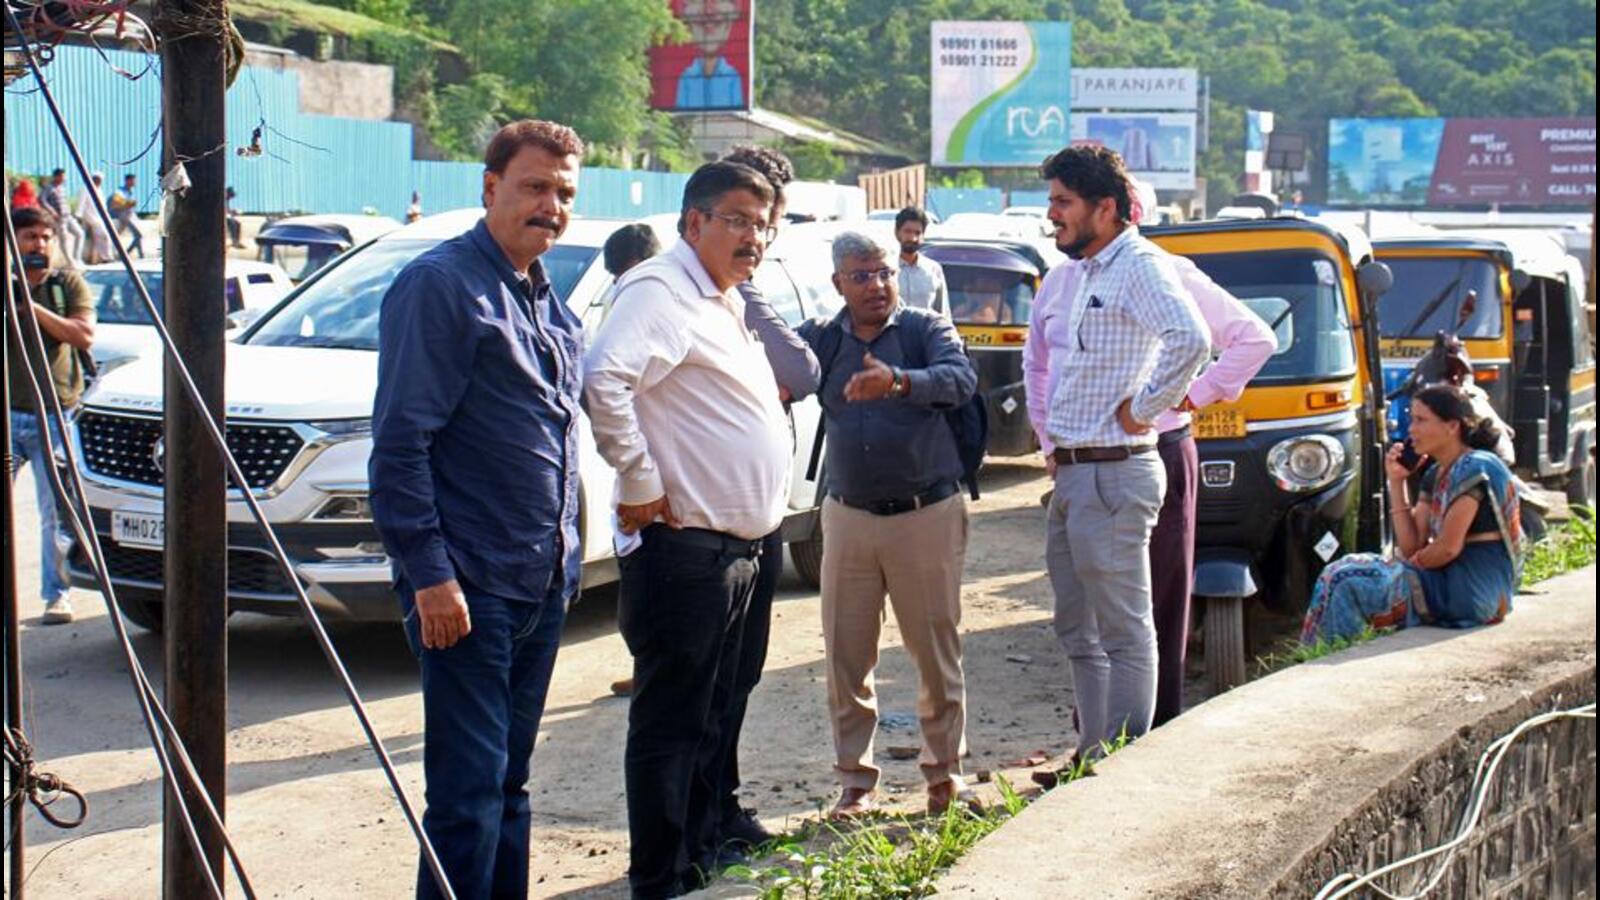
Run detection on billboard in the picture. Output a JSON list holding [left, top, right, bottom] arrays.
[[1070, 68, 1198, 110], [648, 0, 754, 112], [930, 21, 1072, 167], [1070, 112, 1197, 190], [1328, 117, 1597, 207]]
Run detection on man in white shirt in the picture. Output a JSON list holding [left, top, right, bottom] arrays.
[[584, 161, 791, 900], [894, 206, 949, 315]]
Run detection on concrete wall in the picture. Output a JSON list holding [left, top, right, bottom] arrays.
[[243, 50, 394, 121], [1278, 672, 1595, 898], [939, 567, 1597, 899]]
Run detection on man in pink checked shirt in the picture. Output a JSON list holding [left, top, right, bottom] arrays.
[[1024, 179, 1275, 729]]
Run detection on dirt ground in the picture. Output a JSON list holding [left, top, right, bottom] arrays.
[[9, 457, 1211, 898]]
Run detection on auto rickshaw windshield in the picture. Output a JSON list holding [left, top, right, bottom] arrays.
[[261, 242, 345, 283], [946, 267, 1035, 325], [1187, 250, 1357, 382], [1377, 256, 1504, 339]]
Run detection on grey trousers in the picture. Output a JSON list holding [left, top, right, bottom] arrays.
[[1045, 454, 1165, 759]]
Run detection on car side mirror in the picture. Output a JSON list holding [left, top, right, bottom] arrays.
[[1357, 260, 1393, 298]]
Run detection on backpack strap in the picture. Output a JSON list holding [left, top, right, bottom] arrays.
[[806, 318, 844, 480], [804, 319, 845, 482]]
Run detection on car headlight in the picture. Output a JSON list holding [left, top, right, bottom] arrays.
[[307, 418, 373, 439], [1267, 434, 1346, 493]]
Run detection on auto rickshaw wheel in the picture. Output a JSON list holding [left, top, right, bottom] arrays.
[[1567, 446, 1596, 509], [791, 535, 823, 590], [1204, 595, 1248, 694]]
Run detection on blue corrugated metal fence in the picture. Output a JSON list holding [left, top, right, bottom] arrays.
[[5, 46, 690, 222]]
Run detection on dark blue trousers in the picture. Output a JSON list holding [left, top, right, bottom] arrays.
[[400, 582, 567, 900], [618, 526, 759, 899]]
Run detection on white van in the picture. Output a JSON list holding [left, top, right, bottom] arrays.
[[69, 211, 836, 630]]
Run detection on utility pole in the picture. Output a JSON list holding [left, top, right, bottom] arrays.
[[4, 268, 26, 898], [157, 2, 229, 896]]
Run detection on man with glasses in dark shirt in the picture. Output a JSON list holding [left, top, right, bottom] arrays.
[[798, 230, 979, 821], [370, 119, 585, 900]]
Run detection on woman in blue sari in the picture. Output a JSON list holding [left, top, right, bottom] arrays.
[[1302, 384, 1522, 644]]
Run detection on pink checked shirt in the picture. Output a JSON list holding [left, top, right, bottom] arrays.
[[1025, 253, 1277, 453]]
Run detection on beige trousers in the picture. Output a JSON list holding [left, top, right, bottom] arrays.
[[820, 494, 969, 791]]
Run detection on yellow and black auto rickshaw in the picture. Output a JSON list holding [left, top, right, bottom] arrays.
[[921, 239, 1059, 456], [1375, 231, 1596, 506], [1144, 218, 1394, 692]]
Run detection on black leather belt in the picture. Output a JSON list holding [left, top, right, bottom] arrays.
[[643, 525, 764, 559], [1158, 424, 1192, 447], [832, 480, 959, 516], [1053, 444, 1158, 465]]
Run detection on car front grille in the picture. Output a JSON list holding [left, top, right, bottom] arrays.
[[89, 542, 299, 598], [78, 410, 305, 489]]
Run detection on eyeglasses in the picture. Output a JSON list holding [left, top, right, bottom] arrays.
[[701, 209, 778, 242], [841, 267, 897, 286]]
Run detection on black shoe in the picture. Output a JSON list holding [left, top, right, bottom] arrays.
[[719, 806, 775, 850], [714, 844, 751, 870]]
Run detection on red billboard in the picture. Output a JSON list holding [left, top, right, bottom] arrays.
[[1428, 118, 1596, 206], [648, 0, 754, 112]]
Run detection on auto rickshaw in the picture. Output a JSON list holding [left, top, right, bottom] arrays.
[[921, 239, 1060, 456], [1143, 218, 1394, 692], [1375, 231, 1596, 506], [255, 213, 401, 282]]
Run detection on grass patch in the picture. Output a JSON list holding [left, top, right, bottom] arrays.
[[729, 736, 1129, 898], [1254, 625, 1389, 676], [1522, 506, 1596, 585], [231, 0, 455, 48]]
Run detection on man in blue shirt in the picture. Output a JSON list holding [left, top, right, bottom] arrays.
[[370, 119, 585, 900]]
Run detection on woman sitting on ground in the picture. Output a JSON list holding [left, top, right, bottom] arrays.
[[1301, 384, 1522, 644]]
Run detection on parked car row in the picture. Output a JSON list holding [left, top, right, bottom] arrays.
[[68, 211, 840, 629]]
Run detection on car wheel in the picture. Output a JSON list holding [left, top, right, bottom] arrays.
[[113, 588, 164, 633], [790, 535, 823, 590], [1204, 595, 1248, 695]]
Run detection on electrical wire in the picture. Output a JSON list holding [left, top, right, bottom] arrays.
[[1312, 701, 1597, 900], [5, 199, 247, 900], [4, 6, 458, 896]]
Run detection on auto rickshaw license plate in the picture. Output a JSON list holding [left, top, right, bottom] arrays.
[[1193, 409, 1247, 440]]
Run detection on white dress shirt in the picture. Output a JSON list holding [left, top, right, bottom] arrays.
[[898, 254, 949, 315], [583, 240, 791, 540], [1044, 227, 1210, 450]]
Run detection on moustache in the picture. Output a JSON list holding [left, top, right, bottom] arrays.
[[734, 248, 759, 260], [525, 216, 561, 231]]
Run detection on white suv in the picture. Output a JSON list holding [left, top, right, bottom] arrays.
[[69, 210, 836, 630]]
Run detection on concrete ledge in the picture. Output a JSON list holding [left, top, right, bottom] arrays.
[[939, 567, 1598, 899]]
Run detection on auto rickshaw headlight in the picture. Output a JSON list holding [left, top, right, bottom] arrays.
[[1267, 434, 1346, 493]]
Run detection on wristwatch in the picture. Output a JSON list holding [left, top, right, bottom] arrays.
[[888, 367, 906, 398]]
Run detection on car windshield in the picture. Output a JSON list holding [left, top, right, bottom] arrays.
[[246, 239, 600, 351], [945, 266, 1035, 325], [1377, 256, 1503, 339], [82, 269, 164, 324], [1186, 250, 1356, 383]]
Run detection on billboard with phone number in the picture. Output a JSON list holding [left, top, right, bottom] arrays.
[[1328, 117, 1596, 207], [930, 21, 1072, 167]]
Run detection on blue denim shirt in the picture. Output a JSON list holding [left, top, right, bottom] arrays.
[[799, 306, 976, 502], [371, 220, 583, 604]]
